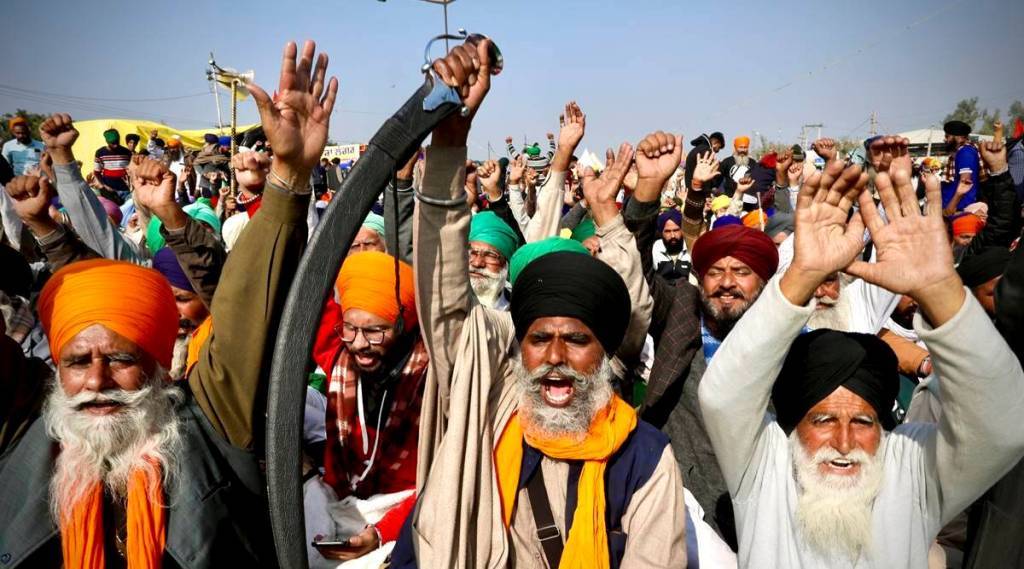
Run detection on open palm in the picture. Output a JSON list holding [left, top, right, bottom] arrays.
[[249, 41, 338, 172], [846, 168, 955, 295], [790, 160, 868, 278]]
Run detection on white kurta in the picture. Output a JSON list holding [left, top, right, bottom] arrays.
[[699, 276, 1024, 568]]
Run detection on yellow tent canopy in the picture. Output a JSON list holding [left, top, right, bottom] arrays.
[[71, 118, 257, 177]]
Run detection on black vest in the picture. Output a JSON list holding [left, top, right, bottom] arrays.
[[0, 390, 277, 568]]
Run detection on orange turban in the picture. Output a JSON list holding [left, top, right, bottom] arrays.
[[335, 251, 417, 332], [734, 136, 750, 149], [8, 116, 27, 130], [952, 213, 984, 237], [38, 259, 178, 368], [743, 210, 767, 229]]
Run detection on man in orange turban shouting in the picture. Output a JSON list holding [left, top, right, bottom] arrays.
[[0, 39, 339, 568], [305, 251, 428, 565]]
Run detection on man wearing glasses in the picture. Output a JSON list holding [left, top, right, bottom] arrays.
[[307, 250, 427, 564], [467, 210, 520, 310]]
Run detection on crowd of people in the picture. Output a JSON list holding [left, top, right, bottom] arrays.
[[1, 37, 1024, 569]]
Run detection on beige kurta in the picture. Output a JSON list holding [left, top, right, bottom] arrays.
[[410, 145, 684, 568]]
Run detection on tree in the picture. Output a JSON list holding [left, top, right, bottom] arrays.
[[979, 108, 1002, 135], [943, 97, 982, 130], [0, 109, 48, 142]]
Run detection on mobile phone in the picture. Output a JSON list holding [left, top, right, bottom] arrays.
[[311, 538, 351, 549]]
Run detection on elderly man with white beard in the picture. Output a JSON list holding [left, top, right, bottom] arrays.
[[0, 40, 338, 567], [466, 210, 520, 310], [699, 138, 1024, 567], [390, 40, 679, 569]]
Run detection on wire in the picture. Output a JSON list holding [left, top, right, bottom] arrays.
[[0, 83, 210, 103]]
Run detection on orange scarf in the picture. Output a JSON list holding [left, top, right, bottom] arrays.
[[494, 395, 637, 569], [61, 463, 167, 569]]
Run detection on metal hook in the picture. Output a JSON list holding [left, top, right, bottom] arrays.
[[422, 29, 471, 116]]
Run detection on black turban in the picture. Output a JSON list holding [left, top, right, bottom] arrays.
[[772, 329, 899, 435], [944, 120, 971, 137], [510, 251, 630, 355], [957, 247, 1011, 288]]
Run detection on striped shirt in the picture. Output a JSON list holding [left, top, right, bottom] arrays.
[[94, 145, 132, 179]]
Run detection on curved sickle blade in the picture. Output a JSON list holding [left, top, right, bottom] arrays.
[[266, 78, 460, 569]]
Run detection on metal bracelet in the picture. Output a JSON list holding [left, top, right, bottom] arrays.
[[414, 189, 467, 208]]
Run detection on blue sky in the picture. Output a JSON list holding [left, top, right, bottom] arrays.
[[3, 0, 1022, 158]]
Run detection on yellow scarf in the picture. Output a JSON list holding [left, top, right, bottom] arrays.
[[60, 463, 167, 569], [494, 395, 637, 569]]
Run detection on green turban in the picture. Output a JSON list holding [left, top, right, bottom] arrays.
[[508, 236, 589, 285], [103, 129, 120, 144], [362, 212, 386, 237], [146, 202, 223, 253], [469, 211, 520, 261], [571, 217, 597, 242]]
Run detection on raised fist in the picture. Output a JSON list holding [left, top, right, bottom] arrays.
[[812, 138, 837, 163], [5, 176, 54, 223], [39, 113, 79, 155], [635, 130, 683, 187], [231, 151, 272, 191]]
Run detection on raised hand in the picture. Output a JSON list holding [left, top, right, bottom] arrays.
[[557, 101, 586, 153], [780, 159, 868, 306], [868, 135, 909, 173], [5, 176, 55, 227], [736, 175, 754, 194], [231, 150, 272, 192], [634, 131, 683, 201], [546, 132, 555, 141], [505, 136, 513, 145], [248, 40, 339, 191], [955, 178, 974, 197], [812, 138, 837, 163], [581, 143, 634, 226], [477, 158, 502, 199], [507, 155, 526, 185], [38, 113, 79, 165], [978, 140, 1007, 172], [692, 151, 720, 186], [430, 38, 493, 146], [846, 157, 963, 325], [775, 149, 793, 185], [993, 121, 1004, 145], [134, 159, 186, 229]]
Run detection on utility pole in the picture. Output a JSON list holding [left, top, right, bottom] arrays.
[[869, 112, 878, 136], [801, 123, 824, 148]]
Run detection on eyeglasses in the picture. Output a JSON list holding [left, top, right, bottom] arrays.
[[467, 247, 505, 267], [336, 323, 390, 345]]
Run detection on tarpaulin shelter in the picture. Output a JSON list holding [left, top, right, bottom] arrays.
[[71, 118, 256, 177]]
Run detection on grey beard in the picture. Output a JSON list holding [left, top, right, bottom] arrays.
[[734, 154, 750, 167], [470, 265, 508, 308], [513, 357, 614, 442], [45, 368, 183, 522], [791, 432, 885, 561]]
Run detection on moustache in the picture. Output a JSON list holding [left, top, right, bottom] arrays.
[[711, 287, 746, 300], [67, 387, 149, 411], [522, 363, 588, 389]]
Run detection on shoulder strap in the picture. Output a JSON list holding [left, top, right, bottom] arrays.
[[527, 463, 564, 568]]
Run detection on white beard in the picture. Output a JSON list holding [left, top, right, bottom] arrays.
[[44, 368, 184, 522], [170, 335, 190, 381], [470, 265, 508, 308], [808, 284, 854, 332], [513, 356, 614, 442], [791, 431, 885, 561]]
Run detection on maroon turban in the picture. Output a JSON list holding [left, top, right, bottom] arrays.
[[691, 225, 779, 282]]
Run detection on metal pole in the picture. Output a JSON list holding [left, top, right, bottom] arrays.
[[213, 79, 224, 129], [443, 2, 449, 51], [230, 79, 238, 196]]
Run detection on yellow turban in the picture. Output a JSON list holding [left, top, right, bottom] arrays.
[[734, 136, 750, 149], [38, 259, 179, 368], [711, 195, 732, 212], [336, 251, 417, 332]]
